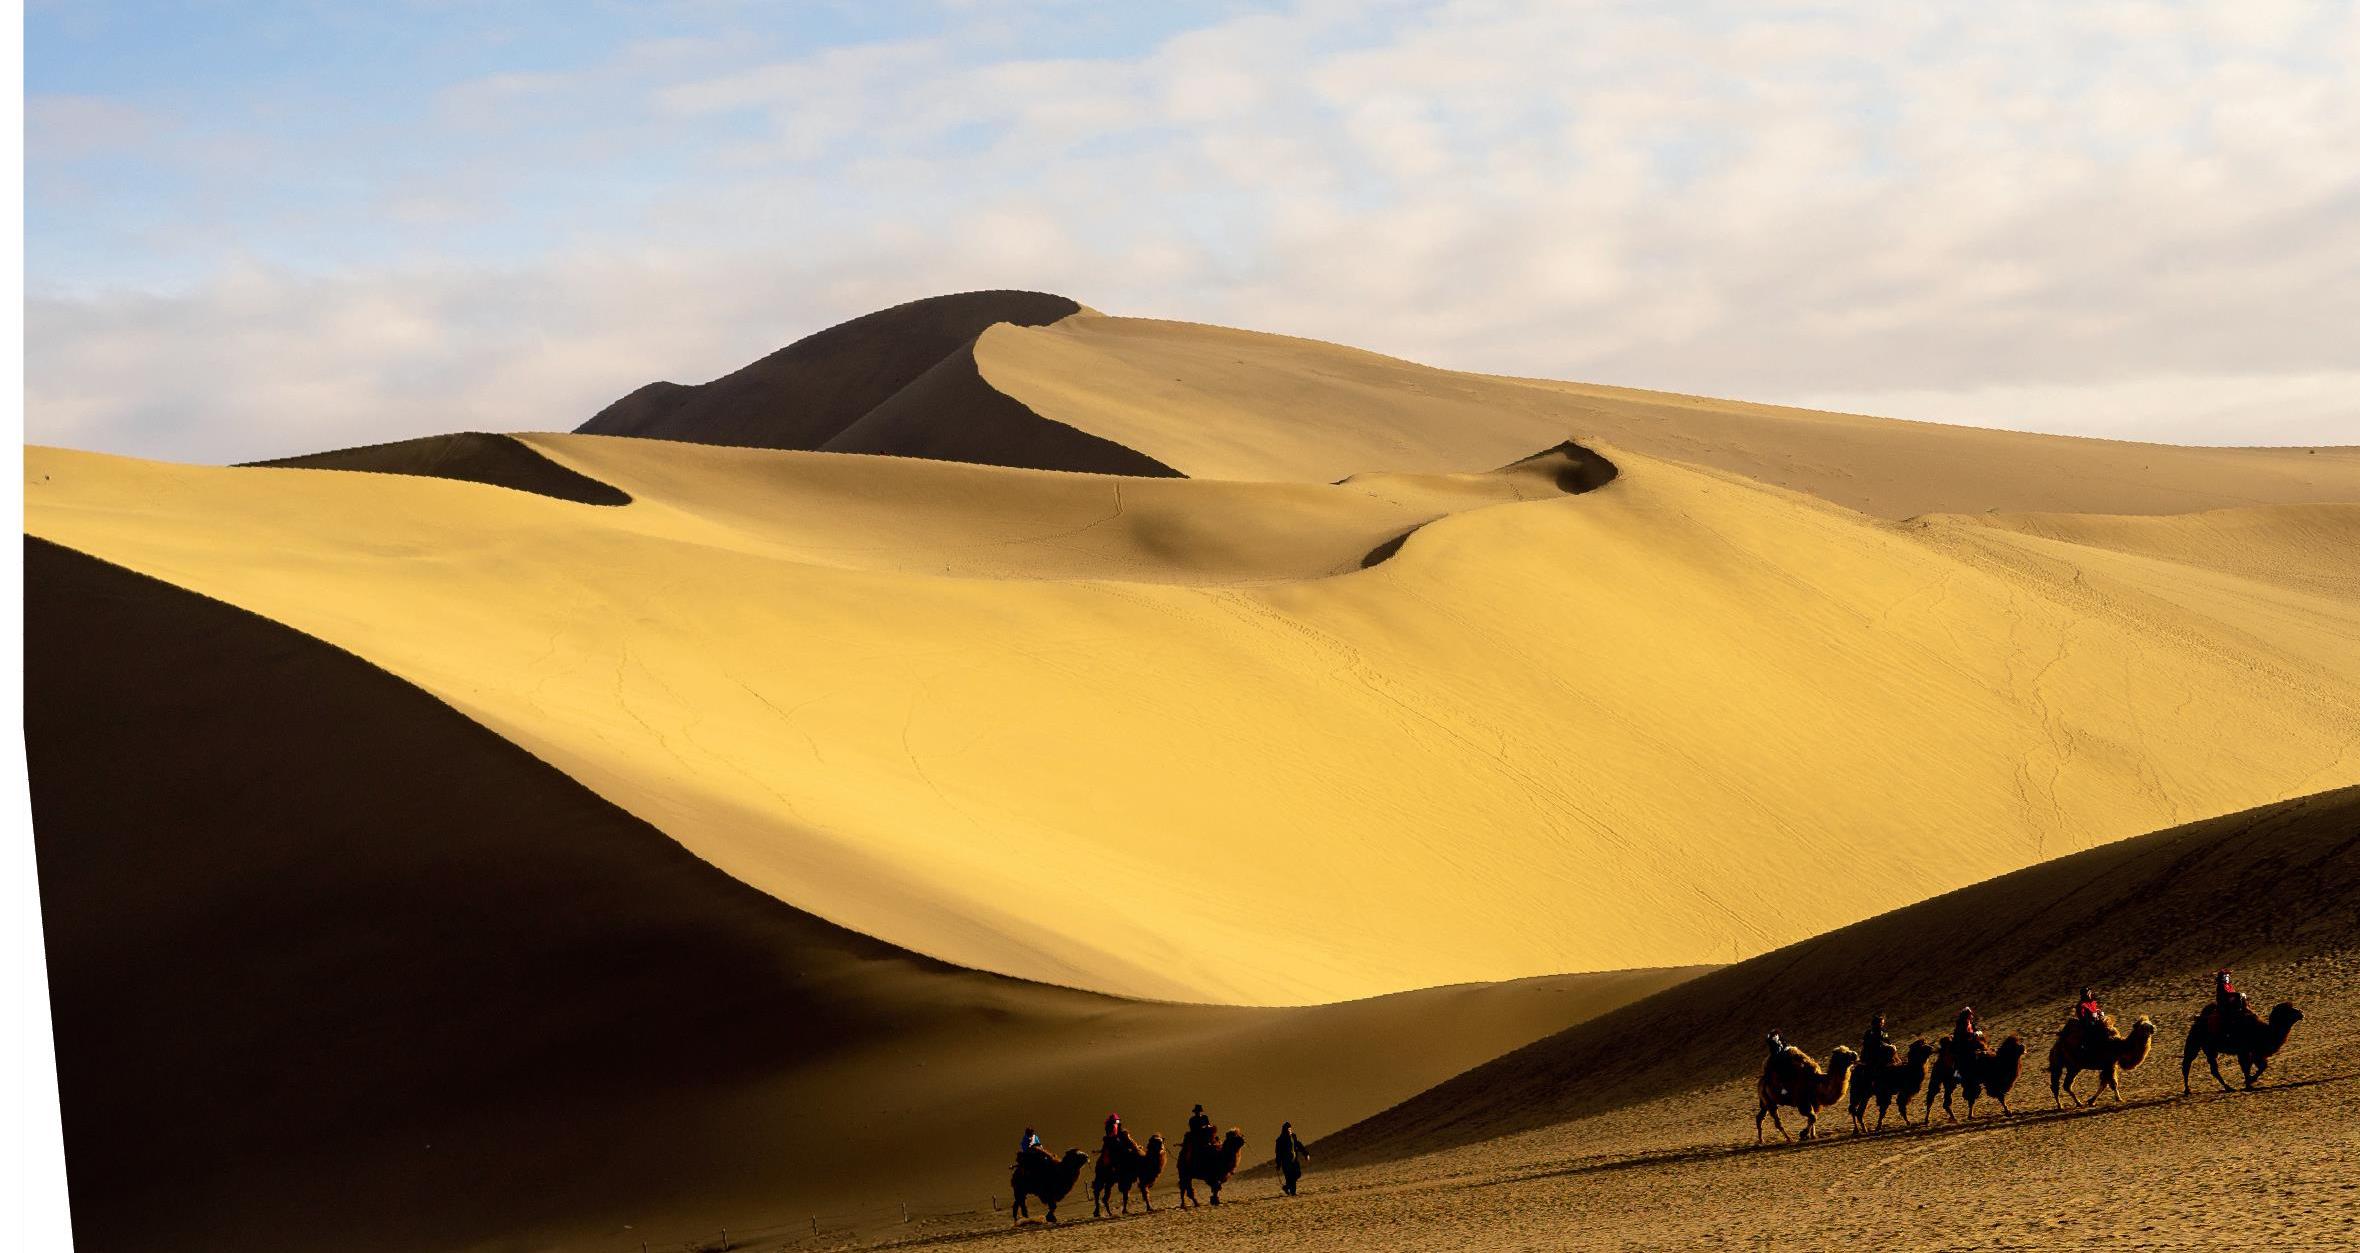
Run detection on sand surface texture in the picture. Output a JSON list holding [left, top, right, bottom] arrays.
[[23, 292, 2360, 1251], [706, 789, 2360, 1252], [25, 375, 2360, 1004], [26, 539, 1688, 1252]]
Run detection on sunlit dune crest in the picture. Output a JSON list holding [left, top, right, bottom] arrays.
[[27, 296, 2360, 1009]]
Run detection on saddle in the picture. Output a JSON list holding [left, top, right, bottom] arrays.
[[2201, 999, 2259, 1040], [2063, 1014, 2120, 1066]]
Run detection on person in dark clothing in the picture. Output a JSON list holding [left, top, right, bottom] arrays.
[[1952, 1006, 1985, 1057], [1762, 1030, 1789, 1095], [1274, 1122, 1310, 1196], [1100, 1113, 1133, 1164], [1861, 1014, 1893, 1069], [1186, 1103, 1214, 1152]]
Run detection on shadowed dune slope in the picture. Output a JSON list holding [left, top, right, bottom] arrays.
[[1318, 785, 2360, 1169], [25, 435, 2360, 1004], [974, 314, 2360, 511], [23, 538, 1690, 1253], [249, 431, 630, 504], [820, 334, 1180, 476], [577, 289, 1082, 452]]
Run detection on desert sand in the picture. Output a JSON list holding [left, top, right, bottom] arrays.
[[26, 538, 1689, 1252], [863, 787, 2360, 1252], [22, 291, 2360, 1251]]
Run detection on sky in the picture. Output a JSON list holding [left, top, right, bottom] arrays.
[[23, 0, 2360, 463]]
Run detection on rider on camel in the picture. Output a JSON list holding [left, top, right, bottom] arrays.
[[1953, 1006, 1985, 1057], [2215, 969, 2247, 1019], [1861, 1014, 1892, 1069], [1100, 1113, 1134, 1162], [2075, 986, 2104, 1030], [1185, 1104, 1215, 1154]]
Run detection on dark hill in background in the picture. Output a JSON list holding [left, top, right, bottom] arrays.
[[576, 289, 1180, 476]]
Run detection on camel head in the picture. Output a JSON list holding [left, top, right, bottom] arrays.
[[1144, 1133, 1165, 1155], [2117, 1016, 2156, 1068], [1828, 1045, 1860, 1073], [1905, 1038, 1934, 1066], [1996, 1034, 2025, 1063], [1057, 1149, 1089, 1180], [2269, 1002, 2304, 1031], [1221, 1130, 1246, 1159]]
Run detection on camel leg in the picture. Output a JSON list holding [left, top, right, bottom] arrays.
[[2206, 1049, 2234, 1093], [1209, 1181, 1222, 1207], [2243, 1054, 2265, 1089], [1768, 1104, 1791, 1142], [1799, 1107, 1816, 1141]]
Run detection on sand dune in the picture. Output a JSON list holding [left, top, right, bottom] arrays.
[[25, 419, 2360, 1004], [577, 290, 1083, 452], [970, 312, 2360, 515], [27, 294, 2360, 1250], [250, 430, 632, 505], [870, 787, 2360, 1251], [24, 538, 1689, 1253], [1319, 784, 2360, 1167]]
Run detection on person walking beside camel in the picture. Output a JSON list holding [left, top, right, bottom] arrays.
[[1274, 1122, 1310, 1196]]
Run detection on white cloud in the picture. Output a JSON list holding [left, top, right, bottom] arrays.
[[25, 0, 2360, 460]]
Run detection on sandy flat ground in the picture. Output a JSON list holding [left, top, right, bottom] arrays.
[[788, 955, 2360, 1253]]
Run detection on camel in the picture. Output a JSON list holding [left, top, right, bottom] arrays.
[[1009, 1148, 1089, 1225], [1091, 1132, 1164, 1217], [1755, 1044, 1857, 1143], [1927, 1033, 2025, 1121], [2047, 1014, 2155, 1106], [1850, 1038, 1934, 1133], [2182, 1000, 2304, 1093], [1176, 1129, 1247, 1208]]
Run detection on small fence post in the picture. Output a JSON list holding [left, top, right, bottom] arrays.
[[900, 1201, 909, 1223]]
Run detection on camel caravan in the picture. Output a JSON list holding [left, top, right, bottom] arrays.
[[1009, 1105, 1307, 1225], [1757, 970, 2306, 1143]]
